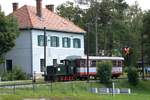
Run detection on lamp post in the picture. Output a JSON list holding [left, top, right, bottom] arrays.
[[86, 23, 90, 83], [44, 27, 47, 77], [95, 6, 98, 56]]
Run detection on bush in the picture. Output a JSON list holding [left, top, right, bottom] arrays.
[[1, 66, 27, 81], [97, 61, 112, 84], [127, 67, 139, 86]]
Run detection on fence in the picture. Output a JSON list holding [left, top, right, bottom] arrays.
[[0, 81, 92, 95], [0, 81, 131, 95]]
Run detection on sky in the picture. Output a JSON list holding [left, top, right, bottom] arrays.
[[0, 0, 150, 15]]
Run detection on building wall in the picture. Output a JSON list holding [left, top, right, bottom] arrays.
[[32, 30, 85, 74], [5, 30, 32, 75], [2, 29, 85, 77]]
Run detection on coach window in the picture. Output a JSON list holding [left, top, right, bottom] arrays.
[[80, 60, 85, 67], [118, 61, 122, 67], [113, 60, 116, 67], [91, 61, 96, 67]]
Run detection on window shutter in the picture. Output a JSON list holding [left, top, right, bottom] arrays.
[[78, 39, 81, 48], [38, 35, 40, 46], [68, 38, 71, 47], [50, 36, 53, 47], [56, 37, 59, 47], [62, 37, 65, 47], [73, 39, 75, 48]]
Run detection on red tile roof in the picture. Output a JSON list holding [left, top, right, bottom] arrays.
[[12, 5, 86, 33]]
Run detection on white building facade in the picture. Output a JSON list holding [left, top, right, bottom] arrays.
[[0, 0, 86, 77], [4, 29, 84, 77]]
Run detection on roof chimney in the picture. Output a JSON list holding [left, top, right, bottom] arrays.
[[46, 4, 54, 12], [12, 2, 18, 12], [36, 0, 42, 17]]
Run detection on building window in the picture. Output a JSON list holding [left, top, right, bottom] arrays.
[[6, 60, 12, 71], [37, 35, 47, 46], [51, 36, 59, 47], [53, 59, 57, 66], [73, 38, 81, 48], [40, 59, 45, 72], [62, 37, 70, 48]]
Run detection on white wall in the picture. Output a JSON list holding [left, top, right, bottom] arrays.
[[3, 29, 85, 76], [32, 30, 85, 73], [5, 30, 32, 75]]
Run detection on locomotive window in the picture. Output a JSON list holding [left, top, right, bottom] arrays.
[[75, 60, 80, 67]]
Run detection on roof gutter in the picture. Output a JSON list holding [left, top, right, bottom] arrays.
[[20, 27, 86, 35]]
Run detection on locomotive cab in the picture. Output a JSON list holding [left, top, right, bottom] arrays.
[[46, 60, 76, 81]]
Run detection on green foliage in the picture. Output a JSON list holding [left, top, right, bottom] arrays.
[[124, 3, 143, 66], [57, 1, 143, 67], [142, 11, 150, 64], [1, 66, 27, 81], [56, 1, 85, 28], [112, 49, 122, 56], [97, 61, 112, 84], [1, 80, 150, 100], [122, 47, 134, 66], [0, 11, 20, 63], [127, 67, 139, 86]]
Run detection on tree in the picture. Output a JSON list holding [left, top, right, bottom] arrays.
[[127, 67, 139, 86], [56, 1, 85, 28], [83, 0, 114, 55], [80, 0, 130, 56], [97, 61, 112, 84], [0, 11, 20, 63], [142, 11, 150, 64], [124, 2, 143, 66], [57, 0, 143, 66], [107, 0, 128, 56]]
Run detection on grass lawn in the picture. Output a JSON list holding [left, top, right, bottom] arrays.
[[0, 79, 150, 100]]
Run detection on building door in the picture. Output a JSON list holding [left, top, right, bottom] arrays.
[[53, 59, 57, 66], [40, 59, 45, 72], [6, 60, 12, 71]]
